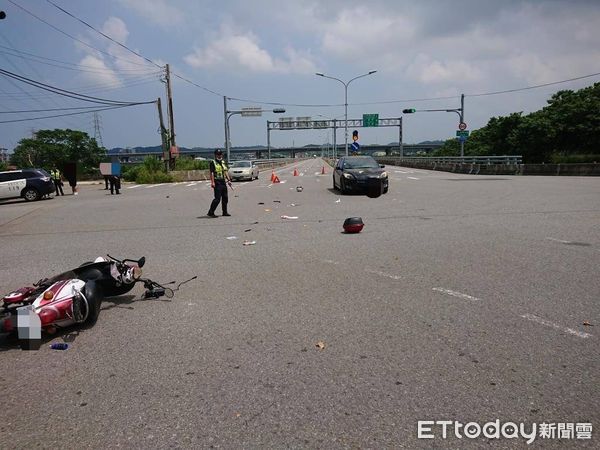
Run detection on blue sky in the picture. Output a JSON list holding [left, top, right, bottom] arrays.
[[1, 0, 599, 151]]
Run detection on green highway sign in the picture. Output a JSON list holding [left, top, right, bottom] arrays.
[[456, 130, 470, 137], [363, 114, 379, 127]]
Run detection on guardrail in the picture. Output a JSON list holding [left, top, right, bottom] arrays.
[[378, 155, 523, 165]]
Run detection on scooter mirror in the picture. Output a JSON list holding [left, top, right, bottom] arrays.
[[138, 257, 146, 268]]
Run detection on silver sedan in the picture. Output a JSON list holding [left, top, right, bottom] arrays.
[[229, 161, 259, 181]]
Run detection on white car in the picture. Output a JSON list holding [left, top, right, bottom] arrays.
[[229, 161, 259, 181]]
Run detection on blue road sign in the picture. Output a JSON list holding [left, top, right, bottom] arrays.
[[351, 142, 360, 152]]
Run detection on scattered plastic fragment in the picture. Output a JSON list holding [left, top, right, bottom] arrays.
[[50, 343, 69, 350], [281, 215, 299, 220], [273, 200, 281, 203], [335, 199, 341, 203], [244, 229, 252, 232], [296, 186, 303, 192], [258, 202, 265, 205], [315, 341, 326, 350], [265, 209, 271, 212], [226, 236, 238, 240], [583, 321, 593, 326], [243, 240, 256, 246]]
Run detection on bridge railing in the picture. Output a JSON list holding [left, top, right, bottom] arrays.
[[377, 155, 523, 165]]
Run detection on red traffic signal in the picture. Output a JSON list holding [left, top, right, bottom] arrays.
[[352, 130, 359, 141]]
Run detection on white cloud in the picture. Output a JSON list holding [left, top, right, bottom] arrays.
[[78, 55, 123, 87], [184, 26, 316, 74], [117, 0, 185, 27], [406, 54, 483, 84], [321, 7, 415, 62], [101, 16, 129, 43]]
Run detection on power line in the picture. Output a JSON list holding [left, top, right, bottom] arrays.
[[0, 68, 156, 105], [45, 0, 163, 69], [465, 72, 600, 97], [0, 74, 162, 99], [0, 105, 116, 114], [0, 103, 153, 124], [0, 45, 162, 74], [171, 72, 226, 97], [7, 0, 155, 68]]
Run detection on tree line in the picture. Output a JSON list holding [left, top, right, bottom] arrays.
[[433, 82, 600, 163]]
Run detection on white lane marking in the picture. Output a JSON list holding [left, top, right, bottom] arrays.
[[546, 237, 572, 244], [322, 259, 339, 265], [365, 269, 402, 280], [407, 177, 420, 180], [395, 170, 409, 173], [433, 287, 480, 301], [145, 184, 162, 188], [186, 182, 198, 187], [127, 185, 142, 189], [520, 313, 592, 339]]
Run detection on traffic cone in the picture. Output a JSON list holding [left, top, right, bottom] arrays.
[[273, 175, 280, 183], [321, 166, 327, 174], [293, 168, 299, 176], [271, 170, 275, 182]]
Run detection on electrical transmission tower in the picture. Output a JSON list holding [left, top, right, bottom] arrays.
[[93, 112, 105, 148]]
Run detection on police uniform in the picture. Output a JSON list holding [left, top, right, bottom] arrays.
[[51, 169, 64, 196], [207, 150, 231, 217]]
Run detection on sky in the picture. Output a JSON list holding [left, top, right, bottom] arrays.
[[1, 0, 600, 152]]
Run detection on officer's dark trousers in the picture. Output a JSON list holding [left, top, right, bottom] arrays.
[[53, 180, 64, 195], [208, 181, 228, 214]]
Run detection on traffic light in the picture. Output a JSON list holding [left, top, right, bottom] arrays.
[[402, 108, 416, 114], [352, 130, 359, 141]]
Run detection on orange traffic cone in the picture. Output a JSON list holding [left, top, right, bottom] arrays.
[[273, 175, 280, 183], [321, 166, 327, 174], [293, 168, 299, 176], [271, 170, 276, 182]]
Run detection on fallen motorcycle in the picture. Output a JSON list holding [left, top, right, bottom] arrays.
[[0, 255, 178, 350]]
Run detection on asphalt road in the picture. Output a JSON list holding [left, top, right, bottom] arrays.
[[1, 158, 599, 448]]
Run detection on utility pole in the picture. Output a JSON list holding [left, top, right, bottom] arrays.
[[156, 98, 169, 170], [165, 64, 176, 169], [224, 96, 229, 161]]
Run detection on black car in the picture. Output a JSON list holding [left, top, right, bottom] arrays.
[[0, 169, 55, 202], [333, 156, 389, 195]]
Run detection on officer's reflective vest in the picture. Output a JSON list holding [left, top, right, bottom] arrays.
[[51, 169, 61, 181], [212, 160, 228, 180]]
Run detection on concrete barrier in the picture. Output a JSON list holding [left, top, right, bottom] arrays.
[[376, 158, 600, 176]]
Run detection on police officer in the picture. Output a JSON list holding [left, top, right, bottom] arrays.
[[207, 149, 232, 217], [50, 167, 64, 196]]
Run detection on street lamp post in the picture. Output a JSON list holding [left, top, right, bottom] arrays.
[[224, 103, 285, 162], [316, 70, 377, 156]]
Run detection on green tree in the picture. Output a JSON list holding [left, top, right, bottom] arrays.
[[10, 129, 105, 172]]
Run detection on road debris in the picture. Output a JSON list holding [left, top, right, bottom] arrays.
[[226, 236, 238, 240], [296, 186, 303, 192], [281, 215, 299, 220], [315, 341, 326, 350], [583, 321, 593, 326], [244, 229, 252, 232], [343, 217, 364, 233], [335, 199, 341, 203], [243, 240, 257, 246]]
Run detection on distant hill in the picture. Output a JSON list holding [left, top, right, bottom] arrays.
[[108, 141, 443, 154]]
